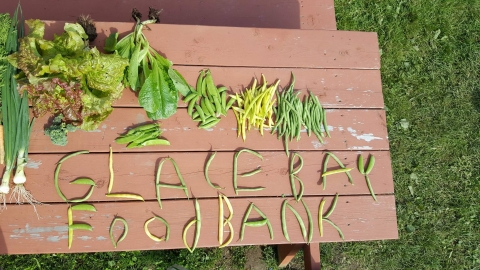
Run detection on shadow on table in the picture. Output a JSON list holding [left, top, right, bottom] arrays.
[[0, 0, 300, 29]]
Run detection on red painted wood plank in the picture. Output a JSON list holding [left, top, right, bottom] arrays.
[[0, 195, 398, 254], [116, 67, 384, 109], [38, 21, 380, 69], [29, 108, 389, 153], [0, 0, 337, 30], [14, 151, 394, 203]]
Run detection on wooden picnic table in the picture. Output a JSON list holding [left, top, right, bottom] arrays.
[[0, 1, 398, 269]]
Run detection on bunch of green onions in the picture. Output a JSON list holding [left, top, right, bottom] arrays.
[[0, 5, 39, 213]]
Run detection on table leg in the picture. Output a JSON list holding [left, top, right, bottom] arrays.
[[303, 243, 321, 270], [277, 244, 303, 267]]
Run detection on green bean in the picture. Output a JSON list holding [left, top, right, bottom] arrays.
[[358, 155, 365, 175], [301, 199, 313, 243], [322, 168, 353, 177], [68, 207, 73, 248], [110, 217, 128, 248], [225, 98, 236, 111], [325, 152, 354, 185], [55, 151, 91, 202], [144, 216, 170, 242], [323, 109, 330, 138], [67, 186, 95, 203], [291, 152, 304, 175], [365, 155, 375, 174], [233, 149, 263, 195], [57, 150, 89, 164], [323, 193, 339, 219], [322, 154, 330, 190], [155, 157, 189, 209], [281, 200, 290, 241], [106, 193, 145, 201], [240, 203, 254, 241], [108, 146, 114, 193], [365, 175, 377, 201], [183, 219, 197, 253], [323, 218, 344, 240], [235, 187, 265, 192], [318, 199, 325, 237], [240, 168, 262, 177], [156, 183, 188, 189], [218, 195, 224, 245], [204, 152, 223, 189], [252, 205, 273, 240], [192, 199, 201, 251], [286, 203, 307, 241]]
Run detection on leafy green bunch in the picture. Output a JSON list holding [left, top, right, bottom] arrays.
[[105, 8, 191, 120], [7, 19, 129, 131]]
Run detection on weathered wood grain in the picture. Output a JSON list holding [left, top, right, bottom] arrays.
[[14, 151, 394, 203], [39, 21, 380, 69], [116, 67, 384, 109], [29, 108, 389, 153], [0, 195, 398, 254], [0, 0, 337, 30]]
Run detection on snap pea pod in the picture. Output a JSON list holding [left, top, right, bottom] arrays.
[[110, 217, 128, 248], [357, 155, 365, 174], [70, 178, 96, 186], [115, 123, 169, 149], [69, 224, 93, 231]]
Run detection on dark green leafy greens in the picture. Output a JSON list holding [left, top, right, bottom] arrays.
[[7, 19, 129, 131], [105, 8, 192, 120]]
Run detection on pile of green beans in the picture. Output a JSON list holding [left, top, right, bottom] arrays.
[[115, 122, 170, 148], [358, 154, 377, 201], [272, 73, 329, 156], [184, 69, 235, 129], [272, 73, 303, 157]]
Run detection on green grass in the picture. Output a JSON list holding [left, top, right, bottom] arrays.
[[1, 0, 480, 269], [318, 0, 480, 269]]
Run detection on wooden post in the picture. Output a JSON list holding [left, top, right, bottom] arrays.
[[277, 244, 303, 267], [303, 243, 321, 270]]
